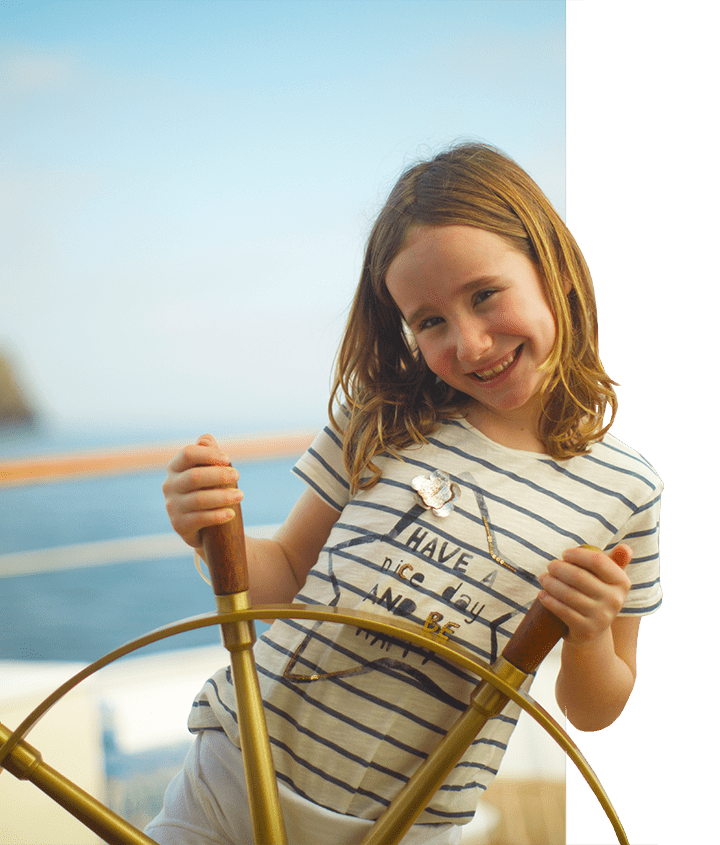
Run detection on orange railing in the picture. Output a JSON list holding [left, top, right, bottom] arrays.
[[0, 430, 316, 487]]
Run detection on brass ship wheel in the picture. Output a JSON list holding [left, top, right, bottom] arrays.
[[1, 496, 630, 845]]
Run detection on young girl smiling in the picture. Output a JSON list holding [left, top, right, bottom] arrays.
[[384, 224, 562, 452], [149, 142, 662, 844]]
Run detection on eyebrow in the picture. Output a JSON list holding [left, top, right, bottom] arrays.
[[404, 276, 501, 328]]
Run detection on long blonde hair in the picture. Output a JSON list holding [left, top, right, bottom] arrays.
[[331, 142, 617, 491]]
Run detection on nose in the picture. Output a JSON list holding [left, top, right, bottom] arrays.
[[454, 319, 491, 363]]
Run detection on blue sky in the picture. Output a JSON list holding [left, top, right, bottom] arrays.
[[1, 0, 565, 439]]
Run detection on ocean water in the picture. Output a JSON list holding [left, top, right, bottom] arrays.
[[0, 426, 309, 662]]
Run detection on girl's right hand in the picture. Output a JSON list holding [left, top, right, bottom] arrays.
[[162, 433, 243, 550]]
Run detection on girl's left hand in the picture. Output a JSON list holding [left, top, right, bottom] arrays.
[[537, 545, 633, 645]]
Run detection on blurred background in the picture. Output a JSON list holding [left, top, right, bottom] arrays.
[[0, 0, 565, 442], [0, 4, 568, 842]]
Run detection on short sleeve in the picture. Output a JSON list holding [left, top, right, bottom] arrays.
[[614, 482, 663, 616], [292, 420, 351, 512]]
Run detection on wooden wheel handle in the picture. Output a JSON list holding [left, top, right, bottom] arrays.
[[199, 479, 249, 596], [501, 595, 568, 674]]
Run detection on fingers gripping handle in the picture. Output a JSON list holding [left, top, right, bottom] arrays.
[[199, 480, 249, 596], [501, 545, 605, 675]]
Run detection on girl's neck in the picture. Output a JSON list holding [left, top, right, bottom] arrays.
[[464, 403, 546, 453]]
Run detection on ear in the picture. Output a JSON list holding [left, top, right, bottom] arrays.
[[563, 276, 573, 295]]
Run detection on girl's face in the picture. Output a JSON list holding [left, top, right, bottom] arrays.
[[385, 224, 559, 449]]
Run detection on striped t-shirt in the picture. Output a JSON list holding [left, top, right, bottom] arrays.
[[189, 416, 662, 826]]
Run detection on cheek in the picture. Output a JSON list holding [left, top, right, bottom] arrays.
[[493, 302, 528, 336], [510, 302, 557, 350], [415, 337, 450, 375], [538, 308, 559, 350]]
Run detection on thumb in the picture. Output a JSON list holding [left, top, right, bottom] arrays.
[[197, 433, 219, 448], [610, 543, 633, 570]]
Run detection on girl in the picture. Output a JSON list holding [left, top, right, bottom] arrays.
[[149, 142, 662, 844]]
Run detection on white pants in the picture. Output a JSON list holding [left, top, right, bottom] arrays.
[[145, 731, 463, 845]]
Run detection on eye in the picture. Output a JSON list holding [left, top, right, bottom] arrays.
[[473, 288, 497, 306], [417, 315, 444, 331]]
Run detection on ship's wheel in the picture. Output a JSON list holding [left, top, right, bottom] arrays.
[[1, 499, 630, 845]]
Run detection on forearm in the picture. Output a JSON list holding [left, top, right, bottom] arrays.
[[244, 488, 340, 605], [555, 629, 635, 731], [244, 536, 305, 605], [196, 535, 304, 606]]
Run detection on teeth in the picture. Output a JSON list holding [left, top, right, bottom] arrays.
[[473, 348, 518, 382]]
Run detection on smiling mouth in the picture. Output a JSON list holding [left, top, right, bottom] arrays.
[[470, 346, 522, 382]]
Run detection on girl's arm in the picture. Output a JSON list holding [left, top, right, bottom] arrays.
[[553, 615, 639, 731], [163, 434, 340, 605], [537, 544, 639, 731], [247, 486, 341, 605]]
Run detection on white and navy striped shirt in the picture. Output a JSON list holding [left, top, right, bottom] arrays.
[[189, 417, 662, 825]]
